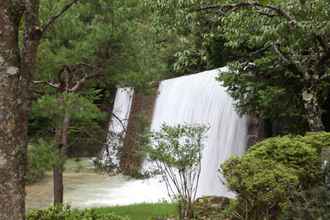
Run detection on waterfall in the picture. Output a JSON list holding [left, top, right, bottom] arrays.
[[104, 88, 134, 168], [150, 68, 248, 198], [106, 68, 248, 199]]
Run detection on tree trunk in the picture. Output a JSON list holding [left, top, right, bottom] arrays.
[[53, 163, 64, 204], [0, 2, 26, 219], [1, 0, 74, 216], [53, 103, 70, 204], [302, 88, 325, 132]]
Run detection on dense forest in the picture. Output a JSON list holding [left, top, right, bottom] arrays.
[[0, 0, 330, 220]]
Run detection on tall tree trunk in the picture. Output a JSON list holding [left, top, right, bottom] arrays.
[[53, 162, 64, 204], [302, 88, 325, 132], [1, 0, 75, 216], [53, 104, 70, 204], [0, 2, 26, 219], [53, 125, 64, 204]]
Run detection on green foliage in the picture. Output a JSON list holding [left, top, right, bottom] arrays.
[[216, 0, 330, 130], [281, 161, 330, 220], [147, 124, 207, 170], [32, 93, 105, 128], [301, 132, 330, 151], [38, 0, 164, 89], [107, 0, 166, 88], [27, 205, 129, 220], [221, 132, 330, 219], [145, 0, 229, 76], [146, 124, 207, 219], [247, 135, 321, 186], [223, 157, 299, 219], [26, 139, 56, 184], [144, 0, 330, 131], [282, 185, 330, 220], [31, 91, 106, 155], [30, 0, 166, 154], [27, 203, 177, 220], [193, 196, 230, 220], [38, 0, 112, 81]]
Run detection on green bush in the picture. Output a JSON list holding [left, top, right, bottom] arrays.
[[146, 124, 208, 220], [246, 135, 322, 187], [281, 161, 330, 220], [26, 139, 56, 184], [27, 205, 129, 220], [222, 157, 299, 219], [221, 132, 330, 220]]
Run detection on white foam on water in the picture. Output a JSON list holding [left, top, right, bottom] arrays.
[[65, 175, 169, 208]]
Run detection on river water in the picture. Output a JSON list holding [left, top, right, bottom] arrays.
[[26, 172, 169, 210]]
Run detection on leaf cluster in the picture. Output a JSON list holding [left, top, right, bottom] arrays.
[[27, 205, 129, 220], [146, 124, 208, 170], [218, 0, 330, 127], [221, 132, 330, 219]]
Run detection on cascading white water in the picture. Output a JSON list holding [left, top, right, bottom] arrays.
[[104, 88, 134, 168], [104, 68, 247, 202], [150, 68, 248, 198]]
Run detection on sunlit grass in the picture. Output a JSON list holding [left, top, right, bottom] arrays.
[[94, 203, 177, 220]]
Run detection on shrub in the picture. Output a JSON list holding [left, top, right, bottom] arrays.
[[27, 205, 129, 220], [221, 132, 330, 220], [281, 161, 330, 220], [26, 139, 56, 184], [246, 135, 322, 187], [146, 124, 208, 220], [222, 157, 299, 219]]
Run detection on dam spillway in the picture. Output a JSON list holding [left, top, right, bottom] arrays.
[[106, 68, 248, 198]]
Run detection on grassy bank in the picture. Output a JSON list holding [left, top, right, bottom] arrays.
[[94, 203, 177, 220]]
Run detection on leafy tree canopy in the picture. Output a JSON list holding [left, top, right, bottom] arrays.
[[146, 0, 330, 132], [215, 0, 330, 131]]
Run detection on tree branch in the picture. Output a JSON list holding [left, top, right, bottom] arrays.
[[111, 112, 128, 133], [272, 42, 304, 75], [68, 73, 102, 92], [33, 80, 61, 89], [198, 2, 297, 26], [41, 0, 81, 34], [272, 43, 290, 64], [250, 44, 272, 56]]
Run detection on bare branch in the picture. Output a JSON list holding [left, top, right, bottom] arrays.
[[263, 4, 296, 24], [69, 73, 102, 92], [250, 44, 272, 56], [78, 62, 96, 69], [272, 43, 290, 64], [33, 80, 61, 89], [42, 0, 81, 34], [111, 112, 128, 133], [272, 42, 305, 75]]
